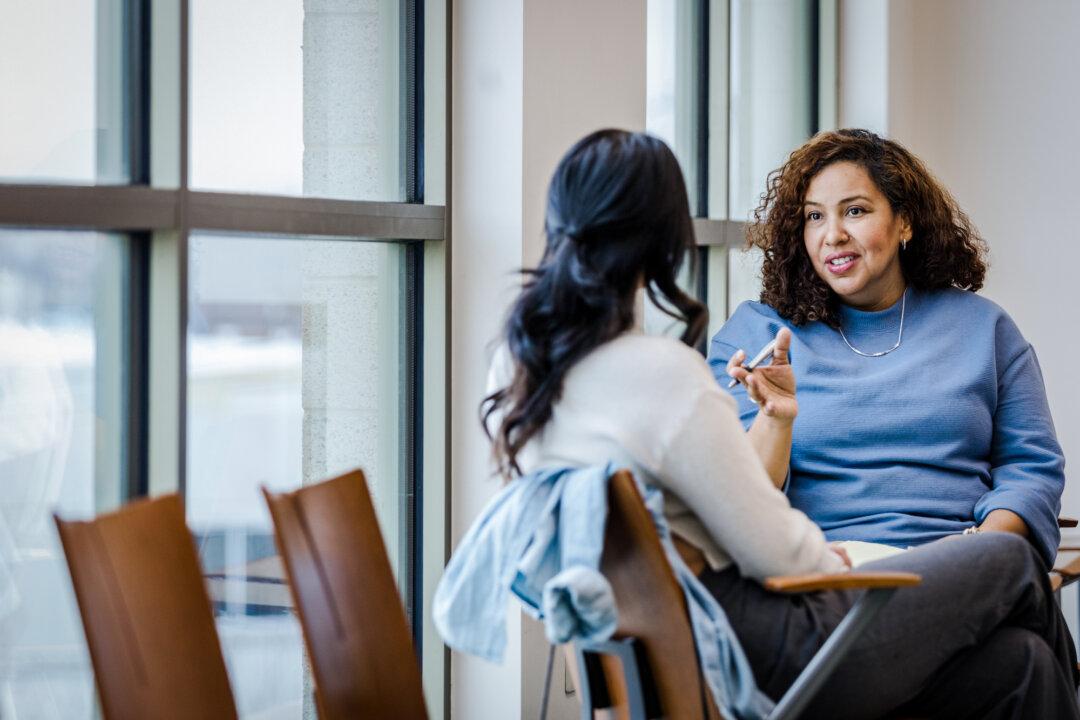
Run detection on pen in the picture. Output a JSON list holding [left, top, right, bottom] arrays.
[[726, 338, 779, 389]]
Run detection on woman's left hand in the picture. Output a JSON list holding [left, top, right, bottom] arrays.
[[726, 327, 798, 421], [829, 541, 853, 569]]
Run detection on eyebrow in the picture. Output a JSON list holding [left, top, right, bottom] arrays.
[[804, 195, 873, 207]]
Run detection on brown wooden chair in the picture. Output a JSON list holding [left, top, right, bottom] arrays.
[[262, 469, 427, 720], [572, 470, 921, 720], [1047, 516, 1078, 592], [53, 494, 238, 720]]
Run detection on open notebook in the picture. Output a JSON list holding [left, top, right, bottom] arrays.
[[834, 540, 907, 568]]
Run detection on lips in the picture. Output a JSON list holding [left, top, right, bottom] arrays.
[[825, 253, 858, 274]]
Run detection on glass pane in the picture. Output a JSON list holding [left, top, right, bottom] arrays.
[[0, 0, 127, 184], [728, 0, 815, 220], [646, 0, 701, 213], [707, 0, 730, 220], [642, 250, 704, 342], [187, 233, 408, 717], [645, 0, 707, 343], [190, 0, 403, 201], [0, 230, 126, 719], [727, 244, 763, 316], [704, 245, 728, 338]]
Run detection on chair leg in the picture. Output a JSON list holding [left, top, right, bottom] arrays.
[[769, 587, 899, 720], [573, 638, 660, 720]]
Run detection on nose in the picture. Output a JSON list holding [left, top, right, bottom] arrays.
[[824, 217, 848, 247]]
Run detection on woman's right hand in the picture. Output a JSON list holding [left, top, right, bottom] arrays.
[[726, 327, 798, 422]]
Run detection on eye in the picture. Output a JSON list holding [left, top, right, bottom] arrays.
[[846, 206, 866, 217], [806, 210, 822, 221]]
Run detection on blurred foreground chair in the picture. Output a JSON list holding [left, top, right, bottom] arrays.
[[54, 495, 238, 720], [571, 470, 921, 720], [262, 469, 427, 720]]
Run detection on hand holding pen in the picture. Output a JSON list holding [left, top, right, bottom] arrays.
[[724, 327, 798, 421]]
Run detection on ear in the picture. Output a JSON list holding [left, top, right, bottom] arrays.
[[899, 215, 913, 244]]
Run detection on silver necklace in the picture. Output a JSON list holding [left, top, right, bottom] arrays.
[[838, 289, 906, 357]]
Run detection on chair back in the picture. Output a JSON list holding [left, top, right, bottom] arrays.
[[587, 469, 722, 720], [262, 469, 427, 720], [54, 494, 238, 720]]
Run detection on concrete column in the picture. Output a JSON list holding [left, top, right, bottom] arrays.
[[301, 0, 402, 552], [303, 0, 400, 201], [301, 1, 403, 718]]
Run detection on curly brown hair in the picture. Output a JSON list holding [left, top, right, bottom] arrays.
[[749, 128, 988, 326]]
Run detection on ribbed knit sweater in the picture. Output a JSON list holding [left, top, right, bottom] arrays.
[[709, 288, 1064, 565]]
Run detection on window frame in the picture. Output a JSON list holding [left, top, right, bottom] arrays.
[[682, 0, 838, 328], [0, 0, 447, 710]]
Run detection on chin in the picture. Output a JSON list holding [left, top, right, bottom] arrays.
[[822, 280, 862, 301]]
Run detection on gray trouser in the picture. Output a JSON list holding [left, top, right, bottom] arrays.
[[701, 532, 1080, 720]]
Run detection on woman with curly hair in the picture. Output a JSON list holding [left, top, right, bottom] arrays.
[[709, 128, 1064, 566], [468, 129, 1078, 718]]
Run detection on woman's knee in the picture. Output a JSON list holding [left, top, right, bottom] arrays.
[[975, 531, 1043, 575], [904, 532, 1038, 580], [984, 626, 1054, 662]]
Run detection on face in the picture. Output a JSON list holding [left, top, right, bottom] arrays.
[[802, 161, 911, 311]]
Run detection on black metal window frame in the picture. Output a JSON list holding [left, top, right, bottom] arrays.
[[0, 0, 440, 654], [684, 0, 831, 337]]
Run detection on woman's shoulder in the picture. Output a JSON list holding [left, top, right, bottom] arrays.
[[577, 334, 720, 395], [728, 299, 785, 323], [924, 286, 1006, 314], [710, 300, 788, 355], [490, 334, 714, 390], [921, 288, 1031, 359], [922, 287, 1022, 332], [590, 333, 709, 371]]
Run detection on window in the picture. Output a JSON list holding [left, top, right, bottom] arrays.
[[0, 0, 127, 184], [0, 229, 126, 717], [190, 0, 405, 201], [646, 0, 837, 341], [0, 0, 446, 717]]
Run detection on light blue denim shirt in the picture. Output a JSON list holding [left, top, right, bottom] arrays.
[[433, 464, 775, 720]]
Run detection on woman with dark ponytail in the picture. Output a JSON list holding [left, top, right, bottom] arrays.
[[484, 127, 848, 589], [484, 129, 706, 478], [476, 130, 1078, 718]]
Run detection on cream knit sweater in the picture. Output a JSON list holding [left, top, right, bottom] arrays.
[[487, 332, 844, 579]]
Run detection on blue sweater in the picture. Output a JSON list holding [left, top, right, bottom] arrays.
[[708, 288, 1064, 566]]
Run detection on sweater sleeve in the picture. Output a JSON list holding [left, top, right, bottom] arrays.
[[974, 344, 1064, 566], [659, 366, 845, 580], [707, 335, 761, 431], [706, 302, 780, 431]]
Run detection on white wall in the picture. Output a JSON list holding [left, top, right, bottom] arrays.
[[522, 0, 647, 265], [857, 0, 1080, 519], [450, 1, 645, 717], [837, 0, 888, 135], [840, 0, 1080, 624], [450, 0, 525, 716]]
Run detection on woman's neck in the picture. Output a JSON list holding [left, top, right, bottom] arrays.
[[845, 275, 907, 312]]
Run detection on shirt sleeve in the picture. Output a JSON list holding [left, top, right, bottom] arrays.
[[974, 344, 1064, 566], [658, 366, 845, 580]]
